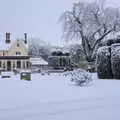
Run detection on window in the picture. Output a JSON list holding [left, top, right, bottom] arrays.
[[17, 43, 19, 47], [26, 61, 29, 68], [16, 51, 21, 55], [13, 61, 15, 68], [23, 61, 25, 68], [17, 61, 21, 68]]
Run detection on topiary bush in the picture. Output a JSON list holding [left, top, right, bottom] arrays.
[[96, 46, 113, 79], [111, 43, 120, 79]]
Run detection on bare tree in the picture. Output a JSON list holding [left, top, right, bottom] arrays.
[[69, 44, 85, 63], [28, 38, 51, 60], [60, 1, 120, 62]]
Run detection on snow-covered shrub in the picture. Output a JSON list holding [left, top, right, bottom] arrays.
[[96, 46, 113, 79], [69, 69, 93, 86], [111, 44, 120, 79]]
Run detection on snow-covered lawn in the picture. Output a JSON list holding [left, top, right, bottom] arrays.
[[0, 73, 120, 120]]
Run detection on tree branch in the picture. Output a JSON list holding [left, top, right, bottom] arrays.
[[92, 29, 114, 50]]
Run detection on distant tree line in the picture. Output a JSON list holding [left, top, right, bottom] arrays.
[[28, 38, 51, 61]]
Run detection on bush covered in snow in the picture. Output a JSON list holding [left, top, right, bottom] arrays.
[[68, 69, 93, 86], [96, 46, 113, 79], [111, 44, 120, 79], [96, 36, 120, 79]]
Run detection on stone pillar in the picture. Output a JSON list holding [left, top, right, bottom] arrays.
[[21, 60, 23, 69], [24, 60, 27, 69], [13, 60, 15, 69], [14, 60, 17, 69]]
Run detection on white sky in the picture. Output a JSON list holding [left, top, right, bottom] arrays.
[[0, 0, 120, 46]]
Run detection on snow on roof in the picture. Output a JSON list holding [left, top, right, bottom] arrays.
[[0, 41, 11, 50], [21, 39, 29, 49], [106, 32, 120, 40], [1, 71, 14, 76], [0, 39, 28, 51], [24, 43, 28, 49], [19, 69, 31, 73], [30, 57, 48, 65]]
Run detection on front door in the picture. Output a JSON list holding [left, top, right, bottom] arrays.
[[7, 61, 11, 71]]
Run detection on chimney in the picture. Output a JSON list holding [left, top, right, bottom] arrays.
[[6, 32, 11, 43], [24, 33, 27, 44]]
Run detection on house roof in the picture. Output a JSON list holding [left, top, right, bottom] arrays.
[[0, 39, 28, 51], [30, 57, 48, 65], [0, 41, 11, 50]]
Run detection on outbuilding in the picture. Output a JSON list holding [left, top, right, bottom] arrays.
[[30, 57, 48, 72]]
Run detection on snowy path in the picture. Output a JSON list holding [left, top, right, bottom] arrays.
[[0, 73, 120, 120]]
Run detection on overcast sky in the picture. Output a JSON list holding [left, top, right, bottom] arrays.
[[0, 0, 120, 46]]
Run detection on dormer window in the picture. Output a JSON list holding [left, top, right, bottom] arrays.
[[16, 51, 21, 55]]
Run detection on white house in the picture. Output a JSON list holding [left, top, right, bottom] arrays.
[[0, 33, 30, 71]]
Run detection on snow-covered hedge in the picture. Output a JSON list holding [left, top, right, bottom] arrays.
[[96, 46, 113, 79], [111, 44, 120, 79], [68, 69, 93, 86]]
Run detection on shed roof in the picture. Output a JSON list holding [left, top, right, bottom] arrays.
[[30, 57, 48, 65]]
